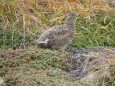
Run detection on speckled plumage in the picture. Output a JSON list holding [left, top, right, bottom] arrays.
[[36, 13, 78, 49]]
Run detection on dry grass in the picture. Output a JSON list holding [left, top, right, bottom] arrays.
[[0, 0, 115, 49], [0, 0, 114, 29], [0, 1, 115, 85]]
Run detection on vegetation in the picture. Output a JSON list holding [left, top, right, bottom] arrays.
[[0, 47, 75, 86], [0, 0, 115, 86], [0, 0, 115, 49]]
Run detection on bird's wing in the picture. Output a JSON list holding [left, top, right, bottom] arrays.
[[38, 25, 75, 44], [47, 27, 75, 45]]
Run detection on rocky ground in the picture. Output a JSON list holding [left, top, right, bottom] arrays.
[[69, 47, 115, 86], [0, 47, 115, 86]]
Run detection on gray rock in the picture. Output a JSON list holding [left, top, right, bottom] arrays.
[[69, 47, 114, 80]]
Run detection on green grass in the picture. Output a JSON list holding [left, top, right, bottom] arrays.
[[72, 10, 115, 48], [0, 0, 115, 49], [0, 47, 82, 86], [0, 47, 114, 86], [0, 0, 115, 86], [0, 10, 114, 49]]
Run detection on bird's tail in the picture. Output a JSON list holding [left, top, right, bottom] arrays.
[[35, 39, 49, 48]]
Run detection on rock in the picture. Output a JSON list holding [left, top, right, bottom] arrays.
[[69, 47, 114, 86], [0, 77, 4, 85]]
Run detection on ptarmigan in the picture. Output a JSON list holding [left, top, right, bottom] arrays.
[[36, 13, 78, 49]]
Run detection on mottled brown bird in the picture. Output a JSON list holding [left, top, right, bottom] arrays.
[[36, 13, 78, 49]]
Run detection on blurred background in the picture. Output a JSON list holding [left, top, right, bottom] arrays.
[[0, 0, 115, 49]]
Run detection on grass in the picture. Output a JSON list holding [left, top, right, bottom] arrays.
[[72, 10, 115, 47], [0, 0, 115, 86], [0, 47, 82, 86], [0, 46, 115, 86], [0, 0, 115, 49]]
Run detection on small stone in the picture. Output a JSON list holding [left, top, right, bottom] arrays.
[[69, 70, 80, 77], [0, 77, 4, 85]]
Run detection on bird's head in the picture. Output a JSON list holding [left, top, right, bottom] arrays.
[[65, 13, 78, 24]]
